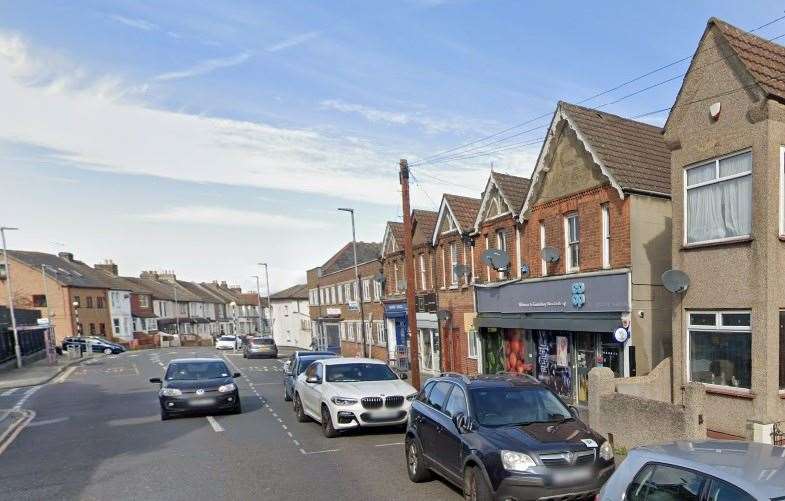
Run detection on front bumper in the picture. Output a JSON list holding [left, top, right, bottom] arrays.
[[329, 401, 412, 429], [160, 390, 239, 414], [215, 345, 235, 350], [494, 463, 615, 501]]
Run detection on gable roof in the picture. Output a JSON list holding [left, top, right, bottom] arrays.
[[200, 282, 241, 303], [177, 281, 225, 304], [474, 171, 531, 227], [521, 101, 671, 218], [270, 283, 309, 300], [381, 221, 404, 256], [412, 209, 438, 248], [321, 241, 381, 275], [122, 277, 201, 302], [432, 194, 481, 245], [7, 250, 113, 289]]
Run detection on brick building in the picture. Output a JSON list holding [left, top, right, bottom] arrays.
[[307, 242, 385, 360], [381, 221, 407, 365], [474, 101, 672, 409]]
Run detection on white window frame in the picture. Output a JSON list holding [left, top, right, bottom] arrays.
[[375, 320, 387, 346], [539, 222, 547, 276], [686, 310, 751, 393], [484, 235, 490, 280], [564, 213, 579, 273], [601, 204, 611, 269], [468, 329, 479, 359], [496, 228, 507, 278], [337, 284, 344, 304], [441, 246, 447, 289], [449, 241, 459, 286], [683, 149, 753, 246], [363, 279, 371, 302], [419, 254, 427, 291], [352, 282, 358, 302]]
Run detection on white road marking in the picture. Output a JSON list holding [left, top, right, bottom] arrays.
[[128, 354, 139, 358], [276, 418, 282, 423], [27, 416, 69, 427], [293, 440, 300, 446], [374, 442, 404, 447], [206, 416, 224, 432], [0, 410, 35, 457], [55, 366, 77, 384], [300, 448, 340, 455], [286, 431, 292, 436], [1, 388, 18, 397], [158, 362, 164, 367], [168, 351, 177, 355], [108, 415, 160, 427], [13, 386, 40, 410]]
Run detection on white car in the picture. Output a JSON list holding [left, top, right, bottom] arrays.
[[293, 357, 417, 438], [215, 335, 238, 350]]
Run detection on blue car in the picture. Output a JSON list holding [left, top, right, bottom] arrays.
[[282, 351, 337, 402]]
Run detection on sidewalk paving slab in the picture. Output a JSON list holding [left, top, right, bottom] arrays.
[[0, 355, 86, 390]]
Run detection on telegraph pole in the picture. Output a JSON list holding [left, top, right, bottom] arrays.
[[400, 160, 421, 389]]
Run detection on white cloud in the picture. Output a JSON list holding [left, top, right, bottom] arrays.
[[266, 31, 319, 53], [320, 99, 465, 134], [137, 205, 330, 229], [153, 51, 252, 81], [0, 32, 402, 205], [109, 15, 159, 32]]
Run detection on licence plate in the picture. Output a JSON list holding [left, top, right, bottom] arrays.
[[552, 467, 592, 486], [371, 410, 400, 420], [190, 399, 215, 406]]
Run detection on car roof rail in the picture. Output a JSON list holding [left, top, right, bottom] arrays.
[[439, 372, 471, 384], [495, 371, 540, 383]]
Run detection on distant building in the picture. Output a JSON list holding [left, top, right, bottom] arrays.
[[269, 283, 311, 348]]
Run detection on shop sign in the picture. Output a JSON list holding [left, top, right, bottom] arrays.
[[614, 327, 630, 343], [476, 271, 629, 314], [325, 307, 342, 316], [347, 301, 360, 312]]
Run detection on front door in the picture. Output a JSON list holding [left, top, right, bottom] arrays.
[[324, 323, 341, 354], [435, 384, 467, 480]]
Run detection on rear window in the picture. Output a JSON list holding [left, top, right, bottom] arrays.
[[253, 338, 274, 345]]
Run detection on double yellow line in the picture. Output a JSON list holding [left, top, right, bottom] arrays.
[[0, 409, 36, 456]]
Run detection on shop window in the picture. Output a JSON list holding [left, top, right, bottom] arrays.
[[32, 295, 47, 307], [86, 296, 93, 309], [688, 311, 751, 390], [601, 204, 610, 268], [468, 329, 479, 359], [685, 150, 752, 245], [564, 213, 580, 272]]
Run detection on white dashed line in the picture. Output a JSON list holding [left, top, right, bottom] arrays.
[[300, 448, 340, 455], [1, 388, 18, 397], [206, 416, 224, 432], [374, 442, 404, 447], [286, 431, 292, 437], [293, 440, 300, 446]]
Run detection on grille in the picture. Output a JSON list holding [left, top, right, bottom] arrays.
[[385, 396, 404, 408], [539, 450, 595, 468], [361, 397, 383, 409]]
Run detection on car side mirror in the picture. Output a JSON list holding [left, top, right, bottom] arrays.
[[399, 372, 408, 380], [306, 375, 321, 384], [233, 372, 241, 378], [453, 412, 471, 433], [149, 377, 162, 384], [568, 405, 579, 417]]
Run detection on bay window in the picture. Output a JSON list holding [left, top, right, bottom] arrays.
[[685, 150, 752, 245], [688, 311, 751, 390]]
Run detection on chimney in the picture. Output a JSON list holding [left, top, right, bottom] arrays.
[[58, 252, 74, 262], [157, 271, 177, 283], [229, 285, 242, 293], [140, 270, 159, 280], [220, 281, 228, 288], [95, 259, 118, 276]]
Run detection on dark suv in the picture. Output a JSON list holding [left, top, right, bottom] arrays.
[[405, 373, 614, 501]]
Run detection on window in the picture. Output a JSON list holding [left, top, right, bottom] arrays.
[[352, 282, 358, 302], [449, 242, 458, 285], [427, 382, 452, 412], [419, 254, 427, 290], [706, 478, 754, 501], [688, 311, 751, 389], [86, 296, 93, 308], [626, 464, 706, 501], [484, 235, 490, 280], [113, 318, 120, 334], [565, 213, 579, 272], [138, 295, 150, 308], [99, 323, 105, 335], [32, 295, 47, 307], [89, 323, 96, 335], [685, 150, 752, 245], [441, 246, 447, 288], [363, 279, 370, 302], [444, 386, 467, 417], [601, 204, 610, 268], [376, 321, 387, 345], [373, 280, 381, 301], [539, 222, 547, 276], [468, 329, 479, 359], [337, 284, 344, 304], [97, 296, 104, 309], [496, 229, 507, 251]]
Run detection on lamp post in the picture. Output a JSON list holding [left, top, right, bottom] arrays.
[[1, 226, 22, 368], [337, 208, 367, 357], [251, 275, 263, 334], [258, 263, 272, 337], [173, 282, 180, 336]]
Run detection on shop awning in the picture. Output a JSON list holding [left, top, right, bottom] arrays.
[[474, 312, 621, 333]]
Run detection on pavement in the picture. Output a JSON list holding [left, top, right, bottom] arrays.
[[0, 354, 87, 390], [0, 346, 462, 500]]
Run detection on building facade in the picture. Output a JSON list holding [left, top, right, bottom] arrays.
[[269, 283, 311, 348]]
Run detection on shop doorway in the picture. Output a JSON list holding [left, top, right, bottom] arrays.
[[419, 328, 440, 372]]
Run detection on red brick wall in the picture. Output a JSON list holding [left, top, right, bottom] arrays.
[[475, 217, 521, 283], [130, 293, 154, 318], [523, 185, 630, 277]]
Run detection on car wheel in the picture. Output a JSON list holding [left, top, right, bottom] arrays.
[[232, 399, 242, 414], [294, 394, 309, 422], [405, 438, 431, 483], [161, 409, 171, 421], [464, 466, 492, 501], [283, 385, 292, 402], [321, 405, 339, 438], [242, 352, 247, 358], [103, 348, 112, 355]]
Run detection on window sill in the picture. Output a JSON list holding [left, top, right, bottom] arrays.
[[681, 236, 753, 251], [702, 385, 755, 399]]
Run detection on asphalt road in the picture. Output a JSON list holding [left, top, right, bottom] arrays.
[[0, 347, 461, 501]]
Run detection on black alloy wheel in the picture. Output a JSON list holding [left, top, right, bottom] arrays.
[[321, 405, 339, 438], [294, 394, 309, 422], [405, 439, 431, 482]]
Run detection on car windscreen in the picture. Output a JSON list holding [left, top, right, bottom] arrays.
[[297, 356, 333, 375], [469, 387, 572, 427], [252, 338, 274, 345], [219, 336, 235, 341], [325, 363, 397, 382], [165, 361, 231, 381]]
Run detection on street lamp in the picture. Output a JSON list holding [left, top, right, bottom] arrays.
[[251, 275, 263, 334], [1, 226, 22, 368], [257, 263, 272, 337], [337, 208, 367, 357]]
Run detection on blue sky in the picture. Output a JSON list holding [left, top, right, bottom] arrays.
[[1, 1, 781, 292]]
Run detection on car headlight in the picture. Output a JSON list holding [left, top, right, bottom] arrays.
[[160, 388, 182, 397], [331, 396, 358, 406], [218, 383, 236, 393], [406, 392, 417, 401], [500, 450, 537, 473], [599, 440, 614, 461]]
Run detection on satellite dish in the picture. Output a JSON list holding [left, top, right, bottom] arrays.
[[482, 249, 511, 271], [662, 269, 690, 293], [453, 264, 470, 277], [541, 246, 560, 263], [437, 309, 451, 321]]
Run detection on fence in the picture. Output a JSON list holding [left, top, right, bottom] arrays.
[[0, 328, 47, 365]]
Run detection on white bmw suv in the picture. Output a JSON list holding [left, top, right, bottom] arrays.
[[293, 357, 417, 438]]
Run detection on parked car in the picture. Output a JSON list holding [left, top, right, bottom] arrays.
[[293, 357, 416, 438], [405, 373, 614, 501], [215, 335, 238, 350], [282, 351, 338, 401], [61, 336, 125, 354], [150, 358, 242, 421], [243, 336, 278, 359], [598, 440, 785, 500]]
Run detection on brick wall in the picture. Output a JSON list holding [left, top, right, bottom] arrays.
[[475, 216, 521, 283]]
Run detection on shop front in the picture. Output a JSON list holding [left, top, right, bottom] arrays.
[[474, 270, 631, 407], [416, 292, 440, 374], [384, 300, 408, 369]]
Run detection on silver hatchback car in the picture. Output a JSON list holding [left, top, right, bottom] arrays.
[[598, 440, 785, 500]]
